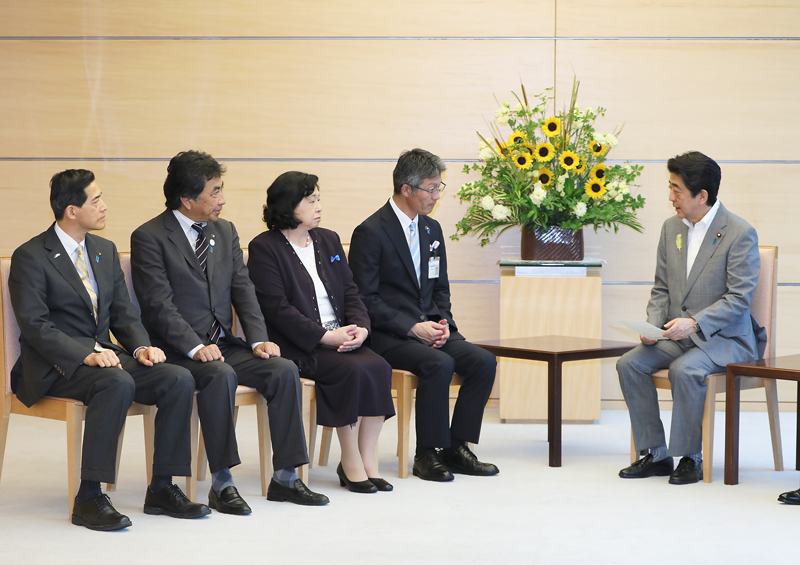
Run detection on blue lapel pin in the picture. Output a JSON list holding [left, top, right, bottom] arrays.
[[713, 232, 721, 244], [425, 226, 430, 234]]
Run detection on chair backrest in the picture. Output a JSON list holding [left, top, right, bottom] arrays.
[[752, 246, 778, 360], [117, 252, 141, 314], [1, 257, 21, 395]]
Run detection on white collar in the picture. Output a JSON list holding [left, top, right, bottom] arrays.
[[388, 197, 418, 232], [172, 209, 206, 237], [682, 199, 720, 231], [54, 222, 83, 259]]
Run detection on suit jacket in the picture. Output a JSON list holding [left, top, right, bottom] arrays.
[[646, 202, 766, 366], [247, 227, 370, 366], [349, 200, 462, 355], [9, 224, 150, 407], [130, 210, 268, 356]]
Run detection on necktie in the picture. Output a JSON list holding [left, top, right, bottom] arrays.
[[75, 246, 98, 321], [409, 221, 420, 284], [192, 223, 221, 344]]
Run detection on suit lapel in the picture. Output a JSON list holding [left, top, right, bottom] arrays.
[[84, 235, 108, 315], [380, 204, 420, 289], [204, 224, 218, 283], [419, 218, 431, 288], [164, 211, 206, 277], [685, 204, 728, 298], [44, 227, 95, 318]]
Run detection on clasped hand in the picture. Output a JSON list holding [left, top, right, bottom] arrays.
[[321, 324, 368, 352], [641, 317, 697, 345], [408, 320, 449, 348]]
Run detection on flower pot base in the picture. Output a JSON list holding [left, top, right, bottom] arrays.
[[521, 226, 584, 261]]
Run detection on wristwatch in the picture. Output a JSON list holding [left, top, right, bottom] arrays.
[[692, 319, 700, 333]]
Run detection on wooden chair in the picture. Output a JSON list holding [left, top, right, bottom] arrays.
[[0, 257, 154, 518], [629, 246, 782, 482]]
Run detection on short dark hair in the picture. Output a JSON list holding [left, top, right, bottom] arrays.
[[163, 150, 226, 210], [50, 169, 95, 220], [667, 151, 720, 206], [392, 148, 447, 194], [263, 171, 319, 230]]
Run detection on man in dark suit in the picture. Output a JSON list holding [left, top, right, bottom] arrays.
[[130, 150, 328, 510], [349, 148, 499, 482], [617, 151, 765, 485], [10, 169, 207, 531]]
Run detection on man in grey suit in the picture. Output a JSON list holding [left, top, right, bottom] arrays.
[[10, 169, 207, 530], [617, 151, 766, 485], [130, 150, 328, 510]]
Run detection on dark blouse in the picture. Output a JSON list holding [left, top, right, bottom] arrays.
[[247, 227, 371, 365]]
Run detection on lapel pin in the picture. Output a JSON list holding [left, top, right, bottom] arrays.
[[54, 253, 61, 258], [210, 237, 216, 252], [95, 253, 101, 262], [425, 226, 430, 234], [713, 232, 721, 244]]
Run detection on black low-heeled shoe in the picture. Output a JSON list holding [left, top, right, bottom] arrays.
[[369, 477, 393, 492], [337, 463, 377, 493]]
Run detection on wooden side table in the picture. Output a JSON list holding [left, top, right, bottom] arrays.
[[725, 354, 800, 485], [474, 336, 636, 467]]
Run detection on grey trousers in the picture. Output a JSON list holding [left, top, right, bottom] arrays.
[[617, 339, 724, 457]]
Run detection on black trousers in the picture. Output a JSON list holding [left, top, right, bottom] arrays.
[[381, 337, 496, 449], [168, 342, 308, 473], [48, 351, 195, 483]]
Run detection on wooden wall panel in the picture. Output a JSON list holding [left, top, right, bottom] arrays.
[[554, 41, 800, 161], [1, 1, 556, 38], [557, 1, 800, 38], [0, 40, 554, 159]]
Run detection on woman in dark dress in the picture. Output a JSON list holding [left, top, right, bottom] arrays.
[[247, 172, 395, 494]]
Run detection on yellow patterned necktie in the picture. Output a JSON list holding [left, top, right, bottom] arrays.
[[75, 246, 98, 321]]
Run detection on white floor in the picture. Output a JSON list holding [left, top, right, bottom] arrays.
[[0, 407, 798, 565]]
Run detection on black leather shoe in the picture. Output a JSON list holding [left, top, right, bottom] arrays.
[[619, 454, 674, 479], [337, 463, 377, 493], [143, 484, 211, 518], [209, 486, 252, 515], [413, 450, 454, 482], [778, 488, 800, 504], [440, 444, 499, 476], [369, 477, 394, 492], [669, 457, 703, 485], [266, 478, 330, 506], [71, 494, 132, 531]]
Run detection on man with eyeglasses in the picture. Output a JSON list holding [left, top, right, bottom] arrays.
[[349, 148, 499, 482]]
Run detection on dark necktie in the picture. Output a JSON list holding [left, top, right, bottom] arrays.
[[192, 223, 221, 344]]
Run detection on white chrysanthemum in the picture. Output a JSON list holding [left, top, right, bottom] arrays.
[[614, 193, 625, 202], [480, 195, 495, 210], [479, 143, 495, 162], [573, 202, 587, 218], [491, 204, 511, 221], [557, 174, 567, 188], [512, 103, 523, 112], [530, 185, 547, 206], [596, 132, 618, 147], [618, 181, 629, 194]]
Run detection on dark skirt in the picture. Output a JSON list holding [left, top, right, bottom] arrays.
[[304, 345, 395, 428]]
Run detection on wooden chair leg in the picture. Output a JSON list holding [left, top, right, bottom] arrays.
[[298, 381, 314, 484], [66, 405, 84, 519], [255, 398, 271, 496], [0, 395, 10, 485], [702, 383, 715, 483], [142, 407, 155, 485], [395, 373, 414, 479], [187, 397, 198, 502], [630, 431, 637, 465], [319, 426, 333, 466], [197, 428, 208, 482], [764, 379, 784, 471]]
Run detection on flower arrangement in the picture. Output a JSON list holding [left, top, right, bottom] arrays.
[[452, 78, 646, 246]]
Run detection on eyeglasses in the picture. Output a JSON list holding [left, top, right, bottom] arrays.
[[411, 182, 446, 196]]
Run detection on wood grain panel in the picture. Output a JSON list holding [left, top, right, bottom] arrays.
[[557, 0, 800, 38], [499, 274, 602, 421], [0, 40, 553, 159], [586, 163, 800, 284], [554, 41, 800, 161], [1, 1, 556, 38]]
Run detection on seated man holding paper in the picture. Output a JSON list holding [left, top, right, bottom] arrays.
[[617, 151, 765, 485]]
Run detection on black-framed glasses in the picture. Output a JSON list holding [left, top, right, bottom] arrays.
[[412, 182, 446, 196]]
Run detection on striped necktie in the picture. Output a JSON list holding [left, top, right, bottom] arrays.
[[75, 246, 98, 321], [409, 221, 420, 284], [191, 223, 221, 344]]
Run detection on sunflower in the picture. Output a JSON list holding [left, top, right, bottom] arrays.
[[508, 130, 527, 145], [512, 152, 533, 169], [585, 180, 607, 199], [537, 167, 555, 187], [590, 140, 606, 156], [542, 116, 562, 138], [559, 150, 579, 171], [522, 142, 535, 154], [534, 142, 555, 162], [575, 157, 586, 174], [590, 163, 607, 181], [497, 142, 509, 155]]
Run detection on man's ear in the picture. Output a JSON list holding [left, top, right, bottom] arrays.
[[698, 189, 709, 206]]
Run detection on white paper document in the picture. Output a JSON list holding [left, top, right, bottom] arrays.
[[612, 318, 668, 341]]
